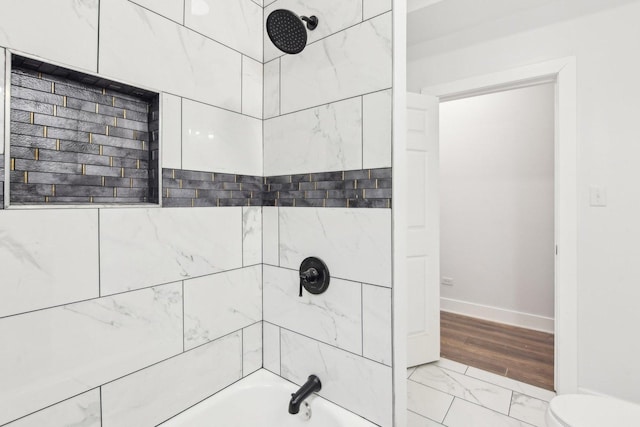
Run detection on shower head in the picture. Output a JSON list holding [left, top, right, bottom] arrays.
[[266, 9, 319, 55]]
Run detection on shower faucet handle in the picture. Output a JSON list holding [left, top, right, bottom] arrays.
[[300, 267, 320, 283]]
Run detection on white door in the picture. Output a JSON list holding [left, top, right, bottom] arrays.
[[406, 93, 440, 367]]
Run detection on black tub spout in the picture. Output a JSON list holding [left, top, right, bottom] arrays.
[[289, 375, 322, 414]]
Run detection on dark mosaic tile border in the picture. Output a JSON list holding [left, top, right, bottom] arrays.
[[263, 168, 392, 208], [0, 154, 4, 209], [8, 55, 159, 205], [162, 167, 392, 208]]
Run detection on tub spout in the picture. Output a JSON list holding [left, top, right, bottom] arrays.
[[288, 375, 322, 414]]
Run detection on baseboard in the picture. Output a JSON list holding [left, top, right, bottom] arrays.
[[440, 297, 555, 333]]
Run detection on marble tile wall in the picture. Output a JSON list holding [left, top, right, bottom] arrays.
[[0, 1, 263, 426], [260, 1, 394, 425]]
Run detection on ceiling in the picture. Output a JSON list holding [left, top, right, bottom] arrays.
[[407, 0, 639, 47]]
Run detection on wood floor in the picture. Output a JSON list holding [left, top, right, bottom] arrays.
[[440, 311, 555, 391]]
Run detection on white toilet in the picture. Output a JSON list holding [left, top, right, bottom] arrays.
[[546, 394, 640, 426]]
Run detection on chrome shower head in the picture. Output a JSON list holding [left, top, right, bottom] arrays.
[[266, 9, 319, 55]]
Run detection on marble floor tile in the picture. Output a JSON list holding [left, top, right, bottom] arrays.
[[407, 410, 445, 427], [407, 380, 453, 423], [444, 398, 533, 427], [465, 367, 556, 402], [433, 358, 468, 374], [411, 364, 513, 414], [509, 393, 549, 427]]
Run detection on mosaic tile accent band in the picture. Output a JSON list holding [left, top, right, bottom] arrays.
[[8, 58, 159, 205], [162, 169, 263, 207], [162, 167, 392, 208], [264, 168, 392, 208], [0, 154, 4, 209]]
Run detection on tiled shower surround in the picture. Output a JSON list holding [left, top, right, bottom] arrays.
[[0, 0, 394, 426]]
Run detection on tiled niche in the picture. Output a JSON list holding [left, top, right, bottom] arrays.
[[7, 54, 160, 205]]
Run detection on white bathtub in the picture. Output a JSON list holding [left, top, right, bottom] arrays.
[[160, 369, 377, 426]]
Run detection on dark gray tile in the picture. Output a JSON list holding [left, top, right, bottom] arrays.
[[10, 110, 32, 123], [56, 106, 117, 126], [291, 173, 311, 183], [348, 199, 390, 208], [325, 199, 348, 208], [377, 179, 392, 189], [344, 170, 370, 180], [197, 189, 232, 199], [166, 188, 197, 198], [294, 199, 324, 207], [276, 199, 294, 207], [298, 181, 316, 191], [214, 172, 237, 183], [11, 97, 55, 114], [370, 168, 392, 179], [311, 171, 343, 181], [14, 159, 83, 174], [11, 86, 64, 105], [92, 134, 143, 151], [24, 171, 103, 186], [316, 181, 345, 190], [55, 185, 114, 197], [11, 122, 46, 137], [266, 175, 291, 184], [278, 190, 305, 199], [162, 197, 193, 208], [355, 179, 377, 189], [303, 190, 328, 199], [218, 199, 250, 207], [173, 169, 213, 181], [364, 188, 392, 199]]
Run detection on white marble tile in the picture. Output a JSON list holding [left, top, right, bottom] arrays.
[[102, 332, 241, 427], [264, 97, 363, 176], [279, 208, 392, 286], [182, 99, 262, 176], [264, 266, 362, 354], [509, 393, 549, 427], [444, 398, 530, 427], [0, 0, 98, 72], [0, 283, 182, 425], [410, 365, 513, 414], [0, 209, 98, 317], [184, 266, 262, 350], [100, 0, 241, 111], [363, 0, 392, 20], [408, 367, 417, 378], [130, 0, 184, 23], [242, 56, 263, 119], [243, 206, 262, 266], [262, 207, 279, 266], [0, 48, 4, 155], [363, 89, 392, 169], [263, 59, 280, 119], [250, 0, 262, 6], [162, 93, 182, 169], [264, 0, 363, 63], [465, 367, 556, 402], [362, 284, 392, 365], [243, 322, 263, 376], [5, 389, 100, 427], [100, 207, 242, 295], [281, 329, 392, 427], [264, 0, 277, 5], [432, 358, 469, 374], [263, 322, 281, 374], [407, 410, 445, 427], [407, 380, 454, 423], [280, 12, 392, 114], [185, 0, 263, 61]]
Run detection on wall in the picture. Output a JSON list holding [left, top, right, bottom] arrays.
[[261, 0, 394, 425], [0, 0, 263, 425], [439, 84, 555, 329], [408, 0, 640, 402]]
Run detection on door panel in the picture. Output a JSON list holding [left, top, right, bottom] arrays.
[[407, 93, 440, 367]]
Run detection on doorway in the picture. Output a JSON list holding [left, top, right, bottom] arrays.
[[402, 57, 578, 394], [438, 83, 556, 390]]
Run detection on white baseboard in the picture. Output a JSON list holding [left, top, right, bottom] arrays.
[[441, 297, 555, 333]]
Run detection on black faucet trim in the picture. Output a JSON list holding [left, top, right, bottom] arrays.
[[289, 375, 322, 414]]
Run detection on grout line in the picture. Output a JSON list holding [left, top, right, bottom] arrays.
[[278, 58, 281, 116], [97, 209, 101, 296], [97, 0, 101, 73], [407, 409, 445, 426], [180, 97, 183, 170], [127, 0, 263, 64], [360, 282, 364, 356], [361, 95, 364, 168], [0, 264, 262, 320], [182, 0, 186, 25], [182, 280, 185, 352], [240, 55, 244, 114], [241, 328, 244, 377], [441, 396, 455, 424], [262, 263, 390, 289], [277, 324, 391, 368], [99, 386, 103, 427]]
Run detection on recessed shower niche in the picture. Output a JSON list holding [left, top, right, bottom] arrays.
[[5, 54, 160, 206]]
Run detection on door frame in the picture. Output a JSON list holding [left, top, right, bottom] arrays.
[[420, 57, 578, 394]]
